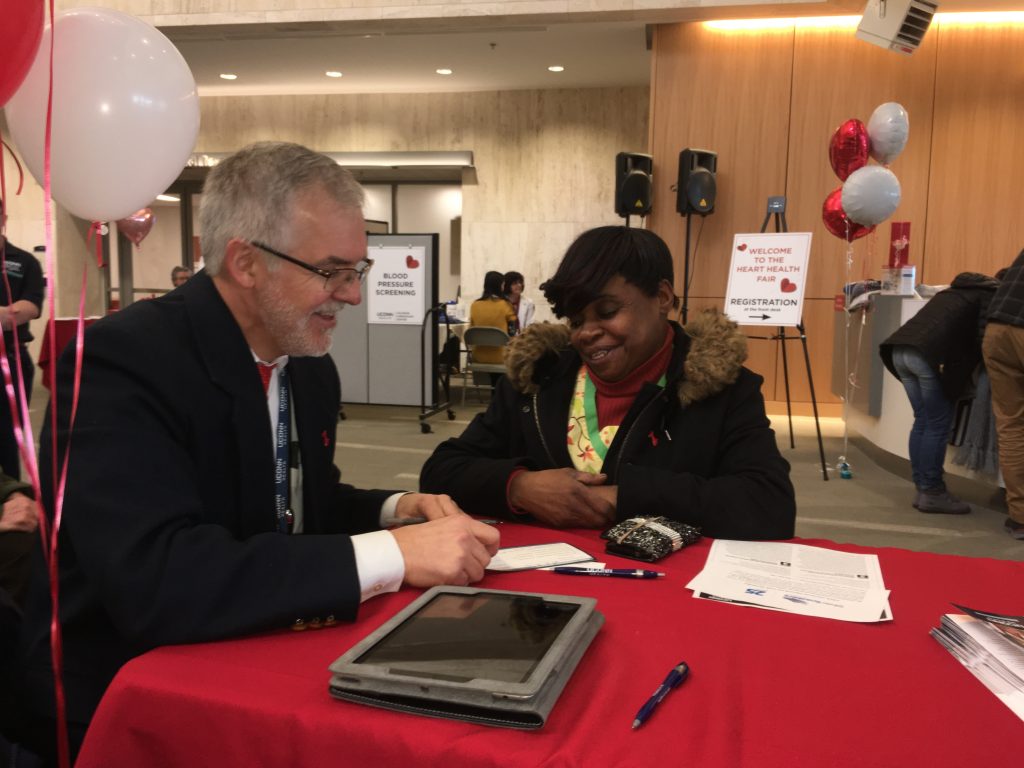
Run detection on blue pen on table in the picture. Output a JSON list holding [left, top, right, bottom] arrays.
[[632, 661, 690, 730], [551, 567, 665, 579]]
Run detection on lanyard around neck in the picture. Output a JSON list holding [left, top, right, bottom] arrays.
[[583, 370, 667, 462], [274, 365, 293, 533]]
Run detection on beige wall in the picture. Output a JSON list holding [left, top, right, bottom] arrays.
[[196, 86, 649, 323], [647, 17, 1024, 405], [13, 85, 646, 320]]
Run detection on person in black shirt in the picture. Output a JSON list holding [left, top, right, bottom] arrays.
[[0, 201, 45, 480]]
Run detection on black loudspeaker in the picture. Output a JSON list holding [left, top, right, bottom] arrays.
[[615, 152, 653, 218], [676, 149, 717, 216]]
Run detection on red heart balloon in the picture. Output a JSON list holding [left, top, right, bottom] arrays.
[[828, 119, 870, 182], [822, 187, 874, 242], [116, 207, 155, 247]]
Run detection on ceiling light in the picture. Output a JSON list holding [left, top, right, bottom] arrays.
[[219, 73, 238, 80], [436, 68, 453, 75], [156, 194, 180, 202], [548, 65, 565, 72], [325, 71, 343, 78]]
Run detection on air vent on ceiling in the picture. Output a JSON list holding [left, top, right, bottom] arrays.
[[856, 0, 938, 55]]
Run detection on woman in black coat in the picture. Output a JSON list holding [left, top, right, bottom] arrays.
[[879, 272, 1000, 514], [421, 226, 795, 540]]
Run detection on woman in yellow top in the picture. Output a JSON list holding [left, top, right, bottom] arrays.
[[469, 271, 518, 365]]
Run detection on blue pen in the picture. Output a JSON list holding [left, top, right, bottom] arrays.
[[632, 661, 690, 730], [551, 567, 665, 579]]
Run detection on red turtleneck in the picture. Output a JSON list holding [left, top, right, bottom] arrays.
[[585, 324, 673, 430]]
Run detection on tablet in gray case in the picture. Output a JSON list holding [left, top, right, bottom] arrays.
[[328, 586, 604, 729]]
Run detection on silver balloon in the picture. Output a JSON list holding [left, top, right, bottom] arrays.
[[867, 102, 909, 165], [841, 166, 902, 227]]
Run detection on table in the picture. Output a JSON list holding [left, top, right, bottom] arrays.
[[76, 524, 1021, 767], [36, 317, 100, 388]]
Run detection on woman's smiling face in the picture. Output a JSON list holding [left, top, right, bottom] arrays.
[[568, 275, 675, 382]]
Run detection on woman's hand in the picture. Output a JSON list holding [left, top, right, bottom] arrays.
[[508, 469, 616, 528]]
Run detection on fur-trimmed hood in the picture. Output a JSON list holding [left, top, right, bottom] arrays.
[[503, 308, 747, 405]]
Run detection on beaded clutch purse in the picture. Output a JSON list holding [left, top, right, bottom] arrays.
[[600, 517, 702, 563]]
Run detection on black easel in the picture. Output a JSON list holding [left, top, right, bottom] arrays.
[[746, 196, 829, 481]]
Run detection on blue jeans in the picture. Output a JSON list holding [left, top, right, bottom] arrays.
[[891, 346, 953, 492]]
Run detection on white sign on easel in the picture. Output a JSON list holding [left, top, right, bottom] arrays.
[[366, 245, 426, 325], [723, 232, 812, 327]]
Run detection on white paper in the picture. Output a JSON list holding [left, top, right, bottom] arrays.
[[686, 539, 891, 622], [486, 543, 595, 572]]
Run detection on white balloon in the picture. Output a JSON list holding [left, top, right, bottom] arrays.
[[841, 166, 901, 227], [5, 8, 200, 222], [867, 102, 909, 165]]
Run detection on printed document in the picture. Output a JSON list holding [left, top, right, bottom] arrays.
[[487, 543, 595, 572], [686, 539, 891, 622]]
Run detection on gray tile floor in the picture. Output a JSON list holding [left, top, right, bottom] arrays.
[[335, 392, 1024, 563], [26, 381, 1022, 562]]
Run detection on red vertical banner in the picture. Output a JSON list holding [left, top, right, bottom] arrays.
[[888, 221, 910, 268]]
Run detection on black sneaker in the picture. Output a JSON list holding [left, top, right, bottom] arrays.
[[1005, 519, 1024, 540], [916, 490, 970, 515]]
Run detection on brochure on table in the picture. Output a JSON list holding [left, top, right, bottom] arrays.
[[931, 605, 1024, 722], [686, 539, 891, 623]]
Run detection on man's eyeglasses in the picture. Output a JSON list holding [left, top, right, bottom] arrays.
[[250, 241, 373, 291]]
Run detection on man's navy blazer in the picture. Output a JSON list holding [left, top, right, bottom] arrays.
[[22, 271, 394, 726]]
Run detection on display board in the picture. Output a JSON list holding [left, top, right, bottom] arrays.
[[723, 232, 812, 328], [330, 234, 438, 406]]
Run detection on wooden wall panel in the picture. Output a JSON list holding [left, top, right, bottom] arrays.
[[789, 23, 937, 299], [647, 23, 794, 303], [925, 19, 1024, 282], [649, 18, 1024, 405], [770, 299, 841, 404]]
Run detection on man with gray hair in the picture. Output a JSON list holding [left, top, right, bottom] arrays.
[[17, 142, 498, 760]]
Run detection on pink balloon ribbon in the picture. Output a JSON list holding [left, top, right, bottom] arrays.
[[1, 139, 25, 196], [87, 221, 105, 268]]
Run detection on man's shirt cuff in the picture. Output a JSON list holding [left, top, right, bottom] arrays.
[[352, 529, 405, 603]]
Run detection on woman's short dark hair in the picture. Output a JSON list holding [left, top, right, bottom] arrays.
[[481, 270, 505, 300], [502, 271, 524, 295], [540, 226, 677, 318]]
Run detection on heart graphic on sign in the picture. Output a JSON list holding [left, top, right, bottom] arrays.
[[737, 243, 747, 251], [406, 254, 420, 268], [780, 278, 797, 293]]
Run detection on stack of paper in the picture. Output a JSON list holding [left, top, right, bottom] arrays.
[[930, 605, 1024, 722], [685, 539, 891, 622]]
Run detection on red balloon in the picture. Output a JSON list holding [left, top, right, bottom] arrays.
[[117, 208, 155, 248], [822, 187, 874, 242], [829, 119, 870, 181], [0, 0, 44, 106]]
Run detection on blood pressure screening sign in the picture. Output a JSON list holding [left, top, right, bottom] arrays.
[[723, 232, 812, 327], [366, 246, 426, 325]]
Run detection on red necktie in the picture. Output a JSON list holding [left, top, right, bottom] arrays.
[[257, 362, 276, 394]]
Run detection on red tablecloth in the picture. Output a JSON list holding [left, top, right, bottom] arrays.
[[36, 317, 100, 388], [76, 525, 1021, 767]]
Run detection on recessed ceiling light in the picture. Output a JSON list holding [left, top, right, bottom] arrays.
[[325, 71, 343, 78], [219, 73, 238, 80], [436, 68, 453, 75], [548, 65, 565, 72]]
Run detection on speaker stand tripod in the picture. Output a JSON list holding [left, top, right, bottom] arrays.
[[746, 196, 829, 481], [681, 212, 695, 323]]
